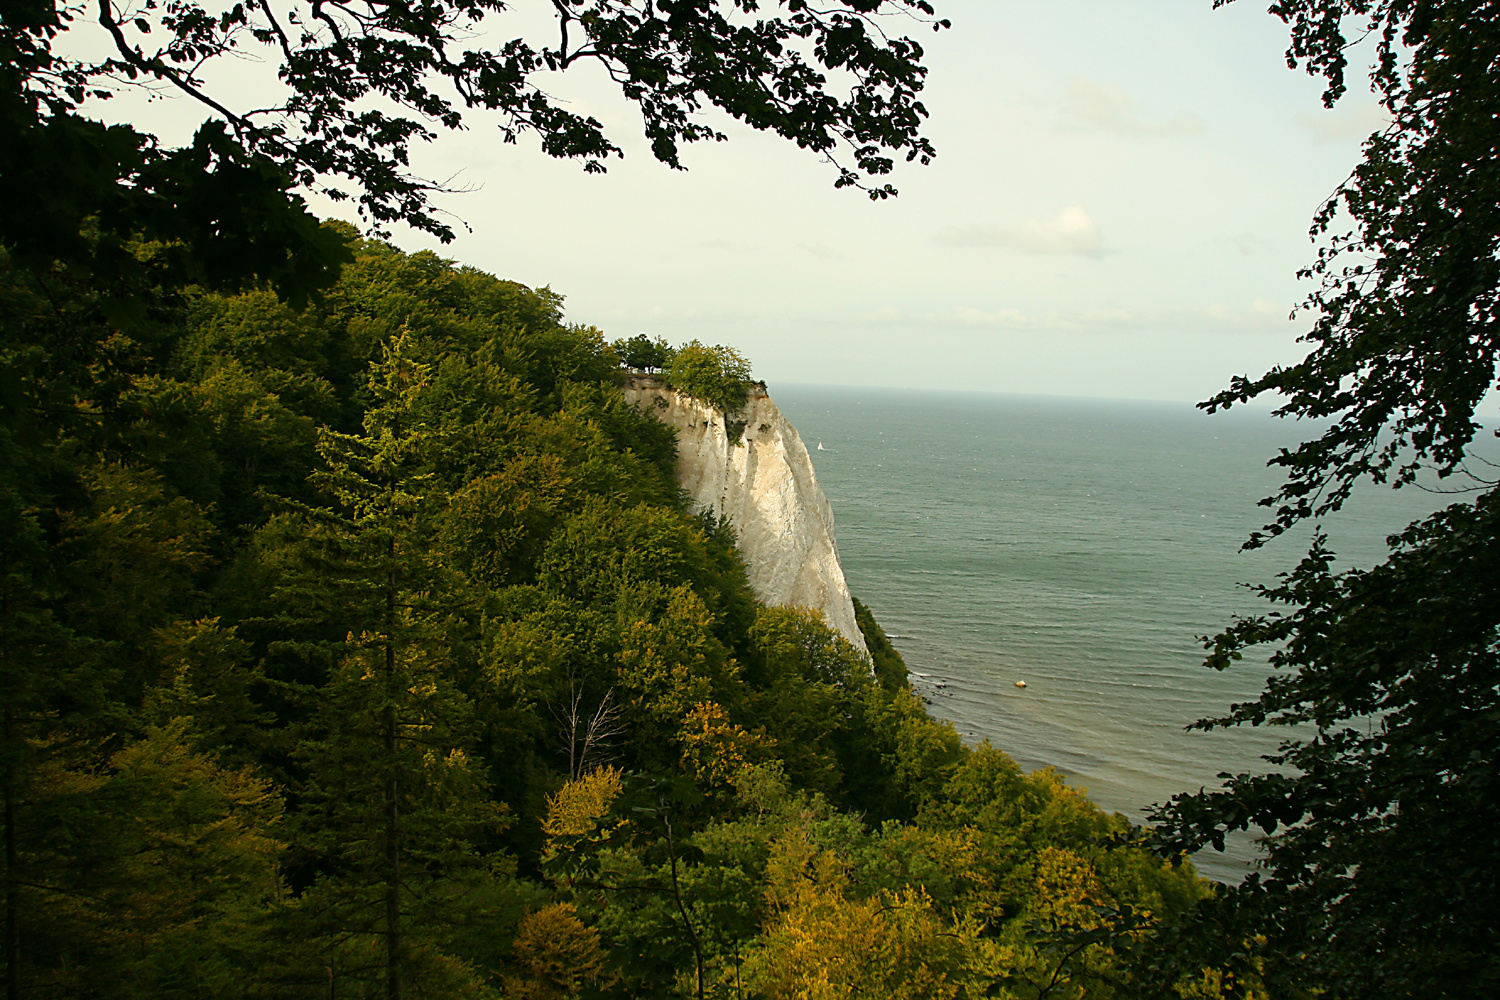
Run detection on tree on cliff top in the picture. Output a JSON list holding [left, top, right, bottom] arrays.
[[1151, 3, 1500, 997], [667, 341, 756, 415], [3, 0, 948, 301], [615, 334, 675, 373]]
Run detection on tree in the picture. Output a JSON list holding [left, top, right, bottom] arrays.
[[502, 902, 615, 999], [666, 341, 756, 416], [1201, 0, 1500, 544], [613, 334, 675, 373], [1152, 4, 1500, 997], [0, 274, 233, 997], [3, 0, 949, 300], [268, 334, 502, 999], [748, 848, 973, 1000], [4, 719, 288, 1000]]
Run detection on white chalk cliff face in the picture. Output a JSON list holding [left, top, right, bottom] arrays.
[[623, 376, 868, 655]]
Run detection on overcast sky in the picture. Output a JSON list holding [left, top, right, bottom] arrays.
[[83, 0, 1393, 402]]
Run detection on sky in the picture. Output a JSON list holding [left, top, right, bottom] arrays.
[[75, 0, 1393, 403]]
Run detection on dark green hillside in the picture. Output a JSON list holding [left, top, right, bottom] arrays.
[[2, 235, 1246, 999]]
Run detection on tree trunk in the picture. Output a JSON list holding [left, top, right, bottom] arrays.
[[4, 706, 17, 1000], [3, 563, 19, 1000], [663, 814, 703, 1000], [385, 553, 402, 1000]]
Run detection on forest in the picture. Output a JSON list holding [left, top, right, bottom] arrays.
[[1, 232, 1239, 998], [6, 0, 1499, 995]]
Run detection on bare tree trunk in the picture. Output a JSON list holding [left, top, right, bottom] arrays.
[[563, 683, 582, 780], [555, 680, 622, 780], [578, 688, 621, 777]]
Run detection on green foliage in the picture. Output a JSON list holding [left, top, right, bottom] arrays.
[[539, 498, 713, 603], [265, 338, 508, 996], [613, 333, 676, 372], [666, 340, 756, 416], [1153, 501, 1500, 998], [1154, 4, 1500, 998], [742, 605, 966, 821], [2, 235, 1245, 999], [0, 107, 352, 307], [4, 0, 946, 312], [855, 594, 911, 692], [533, 755, 1226, 1000], [7, 720, 285, 999], [1204, 2, 1500, 541]]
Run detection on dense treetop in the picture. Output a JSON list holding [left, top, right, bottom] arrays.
[[666, 340, 757, 415]]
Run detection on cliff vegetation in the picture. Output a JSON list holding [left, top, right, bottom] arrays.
[[615, 335, 758, 422]]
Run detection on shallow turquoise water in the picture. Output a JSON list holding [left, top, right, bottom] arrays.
[[772, 384, 1481, 882]]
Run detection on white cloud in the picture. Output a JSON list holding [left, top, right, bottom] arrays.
[[1064, 76, 1204, 137], [1149, 301, 1291, 334], [1211, 233, 1275, 257], [1294, 102, 1389, 144], [934, 306, 1030, 328], [1075, 307, 1136, 327], [695, 238, 761, 253], [859, 305, 907, 325], [851, 299, 1291, 336], [855, 305, 1031, 330], [1041, 302, 1289, 334], [1247, 298, 1289, 323], [585, 303, 742, 325], [797, 241, 846, 260], [937, 205, 1104, 257]]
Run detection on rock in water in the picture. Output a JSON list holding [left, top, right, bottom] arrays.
[[624, 376, 867, 654]]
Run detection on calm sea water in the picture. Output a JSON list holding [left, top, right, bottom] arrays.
[[772, 384, 1486, 882]]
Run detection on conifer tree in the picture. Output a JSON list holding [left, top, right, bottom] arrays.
[[268, 334, 500, 998]]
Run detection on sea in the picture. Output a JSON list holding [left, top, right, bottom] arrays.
[[772, 383, 1493, 883]]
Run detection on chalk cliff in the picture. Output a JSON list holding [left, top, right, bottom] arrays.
[[623, 376, 867, 655]]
